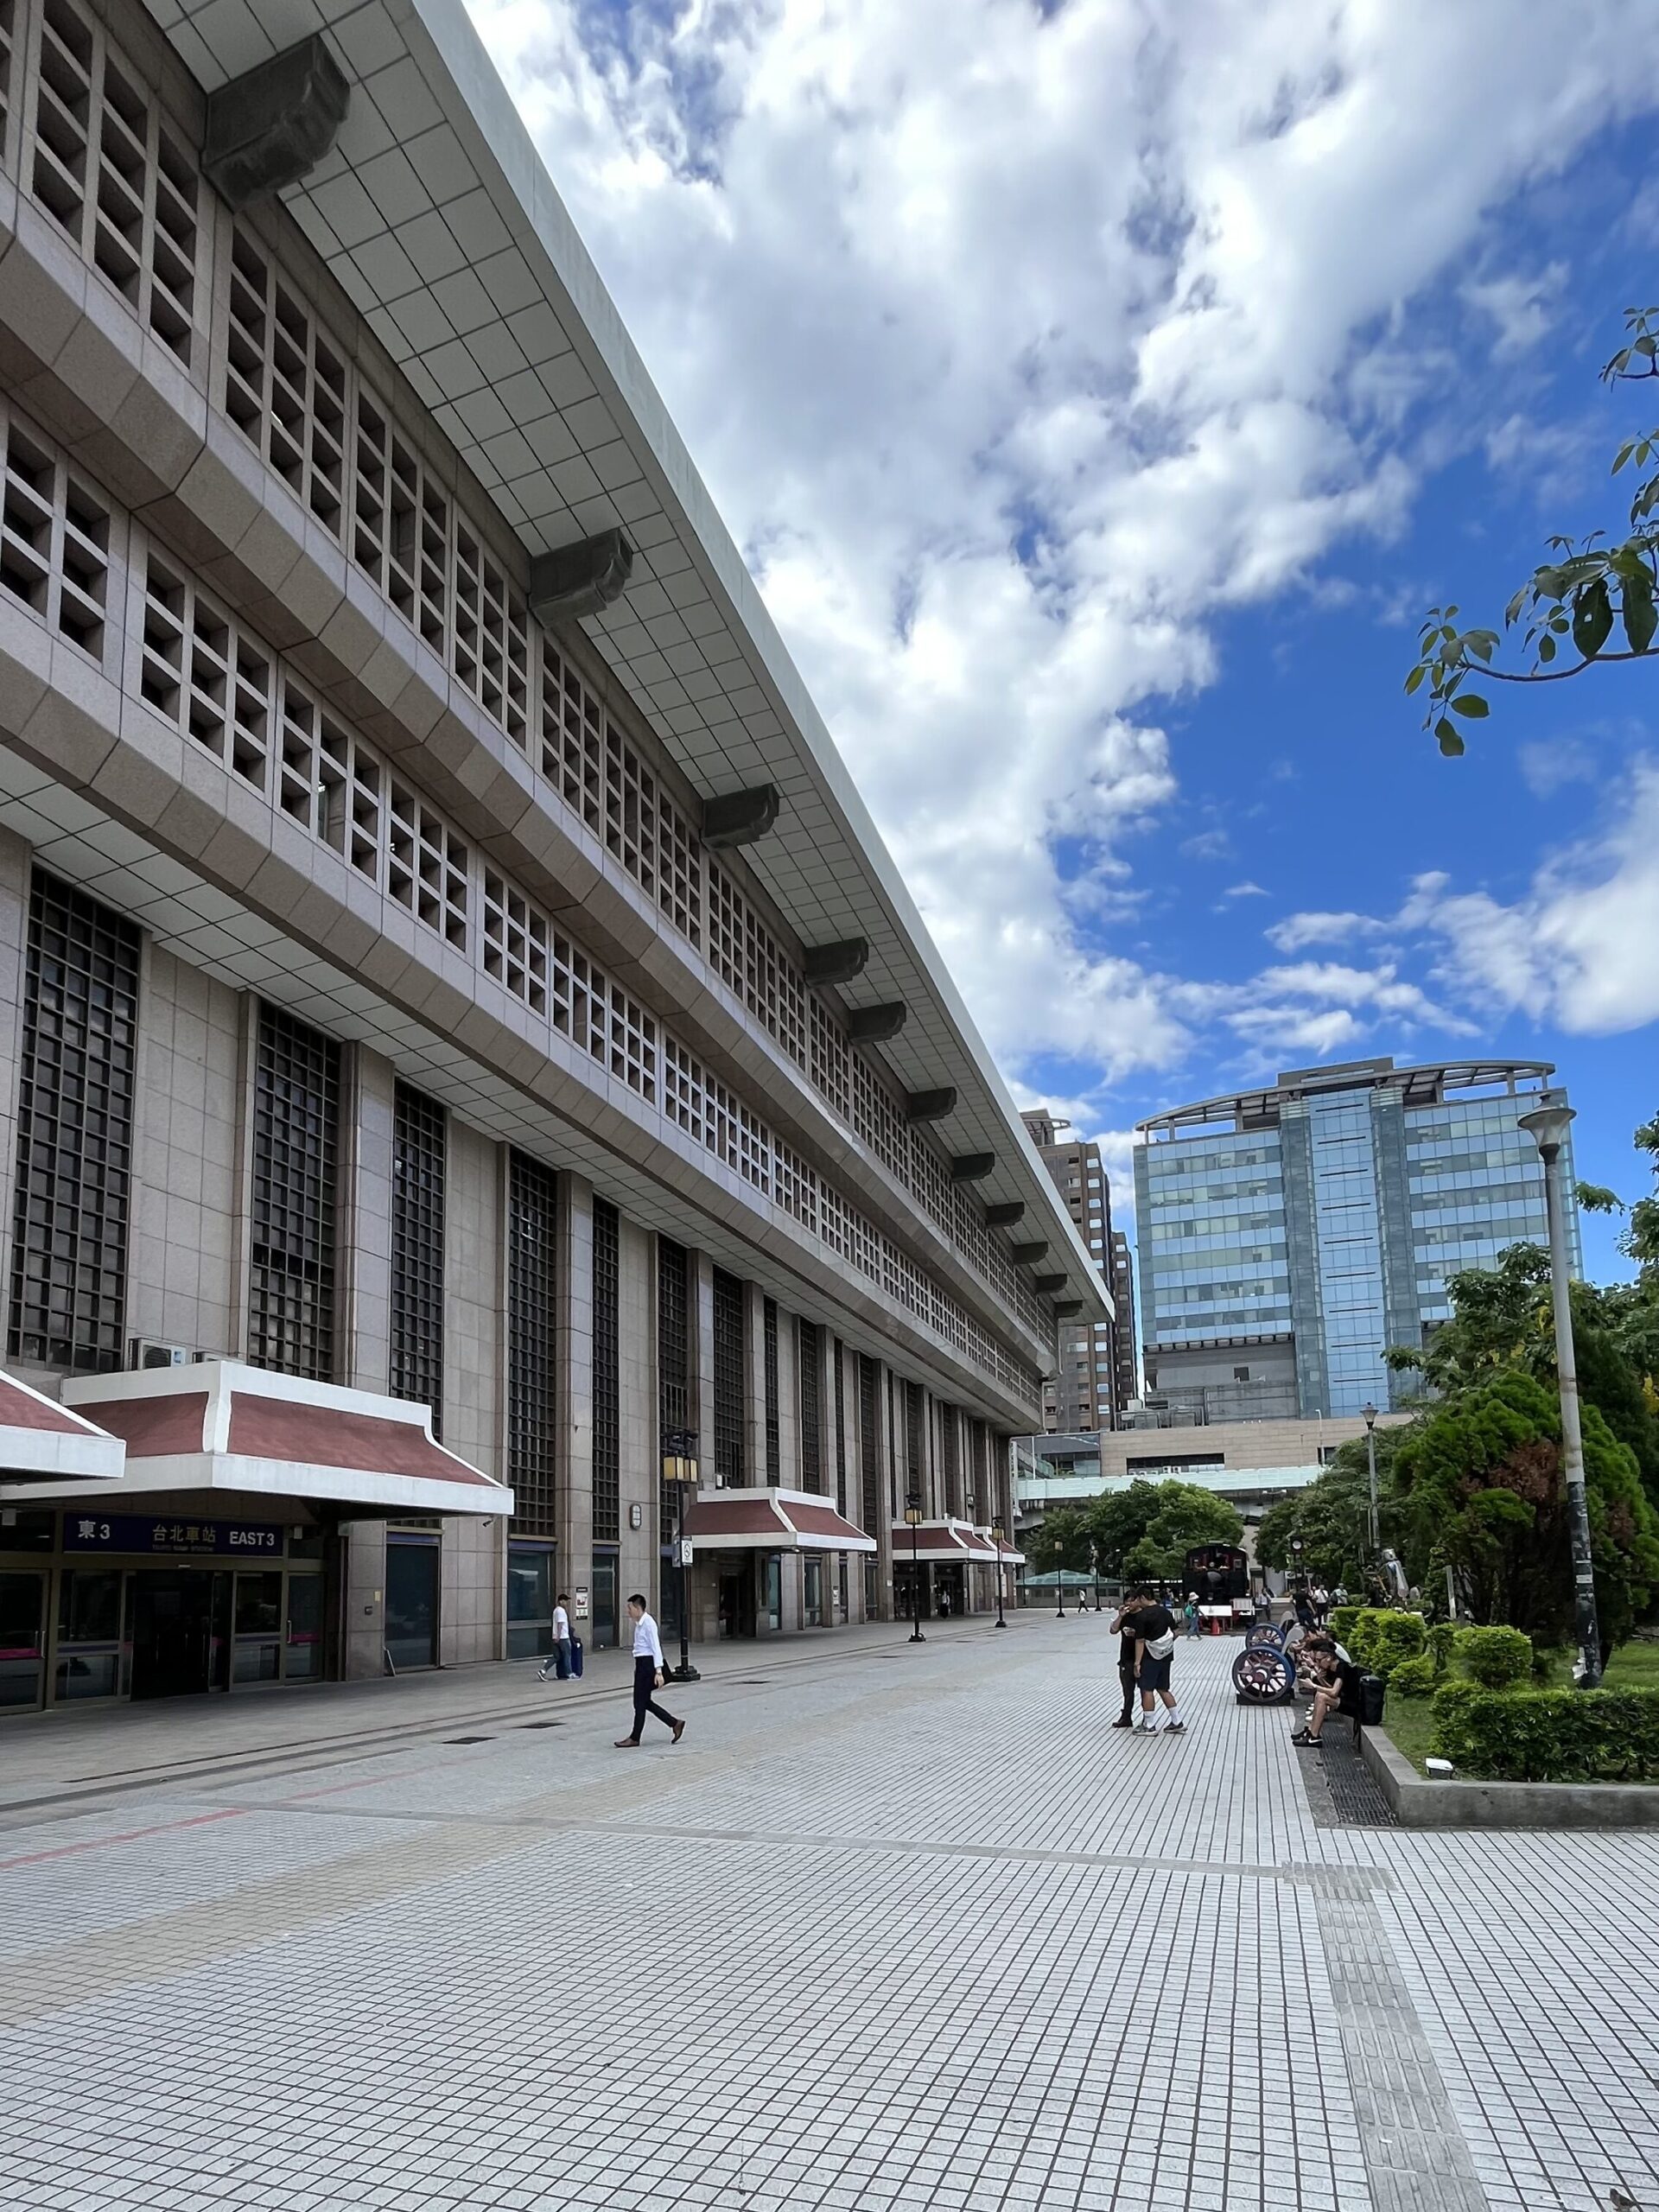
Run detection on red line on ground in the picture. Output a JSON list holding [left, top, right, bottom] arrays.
[[0, 1806, 250, 1872]]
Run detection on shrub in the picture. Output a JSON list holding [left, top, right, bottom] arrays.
[[1458, 1624, 1534, 1689], [1429, 1684, 1659, 1783], [1348, 1607, 1427, 1678], [1389, 1655, 1437, 1699], [1328, 1605, 1362, 1646], [1426, 1621, 1458, 1676]]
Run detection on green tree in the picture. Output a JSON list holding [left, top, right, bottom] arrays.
[[1408, 308, 1659, 755], [1025, 1503, 1093, 1579], [1084, 1478, 1246, 1580], [1383, 1241, 1659, 1505], [1389, 1368, 1659, 1653], [1255, 1443, 1376, 1589], [1579, 1109, 1659, 1389]]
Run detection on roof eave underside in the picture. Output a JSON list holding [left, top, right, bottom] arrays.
[[134, 0, 1105, 1324]]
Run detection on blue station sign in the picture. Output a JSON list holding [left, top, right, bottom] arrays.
[[61, 1513, 286, 1557]]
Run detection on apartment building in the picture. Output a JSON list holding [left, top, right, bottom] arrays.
[[0, 0, 1103, 1713], [1020, 1110, 1119, 1433]]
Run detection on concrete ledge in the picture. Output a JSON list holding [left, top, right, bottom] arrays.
[[1363, 1721, 1659, 1828]]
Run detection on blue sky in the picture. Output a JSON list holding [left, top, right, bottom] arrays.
[[472, 0, 1659, 1281]]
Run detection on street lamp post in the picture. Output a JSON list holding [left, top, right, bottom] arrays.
[[1519, 1096, 1603, 1688], [661, 1427, 701, 1683], [1362, 1401, 1380, 1561], [993, 1522, 1007, 1628], [904, 1490, 925, 1643]]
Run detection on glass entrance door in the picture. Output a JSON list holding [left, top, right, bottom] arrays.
[[385, 1539, 439, 1670], [590, 1553, 618, 1649], [130, 1572, 216, 1700], [0, 1571, 46, 1710]]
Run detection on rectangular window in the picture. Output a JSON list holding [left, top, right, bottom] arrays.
[[507, 1152, 557, 1539], [859, 1355, 880, 1535], [905, 1382, 925, 1502], [248, 1006, 339, 1381], [833, 1338, 848, 1516], [390, 1082, 444, 1435], [712, 1268, 745, 1485], [657, 1236, 690, 1536], [763, 1296, 780, 1484], [798, 1319, 822, 1493], [592, 1198, 620, 1546], [942, 1403, 961, 1516], [9, 871, 137, 1371]]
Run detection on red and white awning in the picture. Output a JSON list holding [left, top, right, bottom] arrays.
[[0, 1368, 124, 1487], [5, 1361, 510, 1517], [891, 1517, 1005, 1565], [683, 1486, 874, 1554]]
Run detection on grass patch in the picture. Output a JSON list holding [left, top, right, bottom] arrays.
[[1380, 1689, 1435, 1775], [1604, 1641, 1659, 1691]]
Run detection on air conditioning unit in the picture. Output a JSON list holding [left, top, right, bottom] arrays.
[[128, 1339, 197, 1370]]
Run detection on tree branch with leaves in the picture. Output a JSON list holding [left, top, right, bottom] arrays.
[[1408, 307, 1659, 754]]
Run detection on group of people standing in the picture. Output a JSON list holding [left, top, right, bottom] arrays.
[[1108, 1589, 1186, 1735]]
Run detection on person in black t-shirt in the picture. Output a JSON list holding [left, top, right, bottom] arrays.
[[1131, 1593, 1185, 1735], [1107, 1592, 1146, 1728]]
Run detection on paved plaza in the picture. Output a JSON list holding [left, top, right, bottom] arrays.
[[2, 1622, 1656, 2212]]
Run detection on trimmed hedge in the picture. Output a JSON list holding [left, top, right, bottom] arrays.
[[1430, 1682, 1659, 1783], [1426, 1621, 1458, 1675], [1389, 1655, 1437, 1699], [1328, 1605, 1362, 1646], [1458, 1624, 1533, 1689]]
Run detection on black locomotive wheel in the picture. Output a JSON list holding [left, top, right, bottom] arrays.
[[1231, 1647, 1294, 1702]]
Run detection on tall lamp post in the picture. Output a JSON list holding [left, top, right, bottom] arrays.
[[661, 1427, 701, 1683], [1361, 1401, 1380, 1563], [904, 1490, 925, 1643], [1519, 1096, 1603, 1688], [992, 1522, 1007, 1629]]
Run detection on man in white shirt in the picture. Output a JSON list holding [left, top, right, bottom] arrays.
[[552, 1592, 572, 1680], [615, 1593, 686, 1747]]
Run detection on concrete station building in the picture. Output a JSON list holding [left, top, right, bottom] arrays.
[[0, 0, 1103, 1713]]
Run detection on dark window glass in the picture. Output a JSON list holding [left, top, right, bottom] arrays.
[[943, 1403, 961, 1516], [712, 1268, 745, 1484], [507, 1152, 557, 1539], [391, 1082, 445, 1435], [9, 871, 139, 1372], [592, 1198, 620, 1545], [248, 1006, 339, 1380], [833, 1338, 847, 1516], [763, 1296, 780, 1484], [798, 1319, 822, 1493], [906, 1382, 925, 1502], [657, 1236, 689, 1533]]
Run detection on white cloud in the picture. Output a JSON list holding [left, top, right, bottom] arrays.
[[1264, 909, 1391, 952], [467, 0, 1659, 1096], [1220, 880, 1269, 899], [1463, 263, 1566, 356]]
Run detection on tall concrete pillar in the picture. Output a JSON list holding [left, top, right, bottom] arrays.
[[556, 1173, 594, 1629], [617, 1212, 657, 1608]]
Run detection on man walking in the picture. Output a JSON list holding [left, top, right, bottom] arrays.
[[552, 1592, 573, 1680], [614, 1593, 686, 1748]]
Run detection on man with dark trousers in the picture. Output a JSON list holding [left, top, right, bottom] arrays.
[[614, 1592, 686, 1748], [1107, 1591, 1146, 1729]]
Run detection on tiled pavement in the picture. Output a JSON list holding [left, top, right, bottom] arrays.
[[2, 1624, 1656, 2212]]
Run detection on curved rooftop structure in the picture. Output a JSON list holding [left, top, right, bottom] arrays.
[[1136, 1057, 1557, 1140]]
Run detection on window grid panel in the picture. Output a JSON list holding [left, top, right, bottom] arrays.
[[763, 1295, 780, 1484], [29, 0, 201, 365], [798, 1318, 822, 1495], [387, 779, 468, 950], [390, 1081, 444, 1437], [707, 864, 808, 1071], [0, 405, 110, 660], [591, 1196, 620, 1546], [657, 1235, 689, 1533], [712, 1268, 745, 1485], [248, 1004, 339, 1382], [225, 227, 345, 536], [605, 727, 700, 943], [943, 1403, 962, 1516], [0, 0, 16, 154], [507, 1151, 557, 1540], [905, 1382, 925, 1499], [453, 518, 529, 748], [858, 1355, 880, 1536], [9, 870, 137, 1372], [353, 389, 447, 651], [139, 552, 273, 791], [550, 931, 658, 1106], [833, 1338, 848, 1517]]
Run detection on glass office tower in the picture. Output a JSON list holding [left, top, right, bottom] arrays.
[[1134, 1059, 1578, 1421]]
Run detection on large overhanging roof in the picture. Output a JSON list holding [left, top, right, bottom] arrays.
[[1137, 1058, 1558, 1138], [133, 0, 1107, 1329]]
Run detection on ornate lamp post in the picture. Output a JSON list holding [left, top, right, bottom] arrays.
[[992, 1522, 1007, 1629], [661, 1426, 701, 1683], [904, 1490, 925, 1643], [1519, 1096, 1603, 1688], [1361, 1401, 1380, 1560]]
